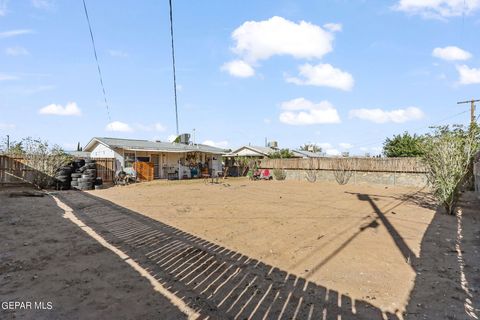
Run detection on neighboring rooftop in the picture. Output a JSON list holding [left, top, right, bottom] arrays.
[[84, 137, 228, 154]]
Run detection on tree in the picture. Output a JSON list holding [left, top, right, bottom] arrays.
[[422, 125, 480, 215], [383, 132, 425, 157], [268, 149, 294, 159], [299, 143, 322, 153]]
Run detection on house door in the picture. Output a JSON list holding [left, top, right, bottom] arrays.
[[152, 154, 160, 179]]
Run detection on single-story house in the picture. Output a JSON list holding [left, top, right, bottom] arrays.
[[83, 137, 227, 180], [227, 145, 275, 158], [226, 145, 323, 159], [291, 150, 323, 158]]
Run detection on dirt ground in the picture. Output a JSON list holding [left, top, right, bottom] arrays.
[[0, 185, 186, 320], [88, 178, 434, 316], [1, 179, 478, 319]]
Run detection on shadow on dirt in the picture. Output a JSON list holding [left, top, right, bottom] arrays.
[[57, 190, 402, 320], [404, 192, 480, 319]]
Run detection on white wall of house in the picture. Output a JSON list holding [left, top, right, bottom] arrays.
[[90, 143, 115, 158], [90, 143, 124, 173]]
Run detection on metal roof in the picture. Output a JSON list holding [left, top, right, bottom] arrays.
[[228, 145, 275, 156], [291, 150, 323, 158], [84, 137, 227, 154]]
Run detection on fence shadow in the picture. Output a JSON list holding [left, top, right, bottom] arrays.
[[56, 190, 401, 320]]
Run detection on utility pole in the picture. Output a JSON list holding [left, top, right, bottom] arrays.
[[6, 135, 9, 153], [457, 98, 480, 127]]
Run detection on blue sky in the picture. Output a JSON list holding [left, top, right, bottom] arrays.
[[1, 0, 480, 155]]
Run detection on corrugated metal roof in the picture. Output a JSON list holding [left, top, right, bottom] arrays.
[[292, 150, 323, 158], [86, 137, 227, 154]]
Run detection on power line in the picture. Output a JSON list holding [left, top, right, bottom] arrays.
[[82, 0, 111, 122], [352, 109, 470, 150], [169, 0, 179, 136]]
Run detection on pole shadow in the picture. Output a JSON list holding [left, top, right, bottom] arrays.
[[56, 190, 401, 320]]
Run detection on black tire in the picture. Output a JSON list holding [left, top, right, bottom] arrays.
[[77, 178, 89, 183], [70, 181, 78, 187], [95, 177, 103, 185], [74, 159, 85, 167], [71, 173, 82, 178], [78, 183, 93, 189]]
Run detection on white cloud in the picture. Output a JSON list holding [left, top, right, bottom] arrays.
[[0, 123, 15, 130], [134, 122, 167, 132], [317, 142, 333, 149], [0, 29, 34, 38], [154, 123, 166, 132], [432, 46, 472, 61], [5, 46, 29, 56], [279, 98, 341, 125], [221, 60, 255, 78], [167, 134, 177, 142], [326, 148, 340, 156], [0, 73, 18, 81], [456, 64, 480, 84], [371, 146, 383, 153], [323, 23, 342, 32], [286, 63, 354, 91], [231, 16, 334, 63], [108, 49, 128, 58], [339, 143, 353, 149], [349, 106, 424, 123], [202, 140, 229, 148], [31, 0, 54, 9], [39, 102, 81, 116], [0, 0, 7, 16], [105, 121, 133, 132], [394, 0, 480, 18]]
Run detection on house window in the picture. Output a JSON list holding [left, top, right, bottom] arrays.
[[124, 152, 135, 168], [136, 156, 150, 163]]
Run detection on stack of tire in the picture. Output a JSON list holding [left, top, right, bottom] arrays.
[[54, 165, 74, 190], [74, 159, 97, 190]]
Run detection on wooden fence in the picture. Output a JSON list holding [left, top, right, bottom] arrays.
[[134, 161, 154, 181], [93, 158, 116, 183], [0, 155, 116, 184], [0, 156, 34, 184], [258, 157, 427, 173]]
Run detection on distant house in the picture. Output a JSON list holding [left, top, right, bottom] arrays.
[[83, 137, 227, 179], [227, 145, 323, 159], [291, 149, 323, 158], [227, 145, 275, 158]]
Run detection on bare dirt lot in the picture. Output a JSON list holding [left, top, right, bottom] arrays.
[[0, 185, 186, 320], [84, 178, 440, 317], [1, 179, 479, 319]]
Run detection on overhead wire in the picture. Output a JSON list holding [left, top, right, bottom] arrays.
[[351, 108, 471, 151], [82, 0, 112, 122]]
